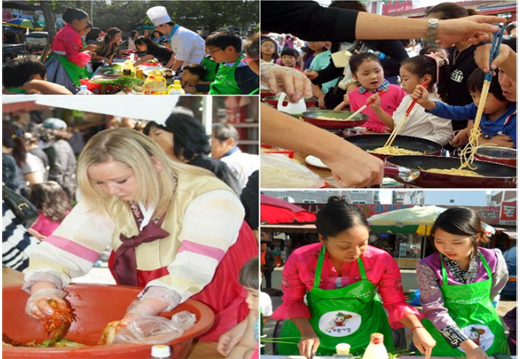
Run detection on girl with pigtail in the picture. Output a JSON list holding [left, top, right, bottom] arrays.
[[369, 52, 453, 146]]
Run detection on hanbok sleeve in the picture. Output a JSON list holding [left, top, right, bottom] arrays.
[[491, 249, 509, 302], [377, 253, 424, 328], [61, 28, 91, 67]]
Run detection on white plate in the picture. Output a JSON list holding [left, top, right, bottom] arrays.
[[305, 155, 329, 169], [143, 66, 175, 77]]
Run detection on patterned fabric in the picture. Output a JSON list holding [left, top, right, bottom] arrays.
[[271, 243, 423, 328], [439, 324, 469, 348], [51, 23, 91, 67], [442, 250, 479, 284], [358, 79, 390, 94]]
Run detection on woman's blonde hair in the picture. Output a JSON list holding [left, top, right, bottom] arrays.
[[77, 128, 211, 217]]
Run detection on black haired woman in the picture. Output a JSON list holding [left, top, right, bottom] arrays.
[[417, 207, 509, 358], [91, 27, 123, 72], [272, 196, 436, 358], [45, 7, 92, 93], [133, 36, 174, 67], [127, 30, 139, 50]]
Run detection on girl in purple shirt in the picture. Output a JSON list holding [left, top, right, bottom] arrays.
[[417, 207, 509, 359]]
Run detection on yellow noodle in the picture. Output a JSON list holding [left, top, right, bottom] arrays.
[[424, 168, 483, 177], [368, 146, 422, 155], [315, 116, 353, 121]]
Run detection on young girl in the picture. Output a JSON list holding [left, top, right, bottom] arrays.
[[273, 196, 435, 357], [413, 68, 516, 148], [348, 53, 406, 133], [27, 181, 71, 241], [370, 54, 453, 146], [151, 30, 166, 45], [217, 257, 259, 359], [306, 41, 337, 108], [133, 36, 174, 67], [279, 47, 301, 70], [417, 207, 509, 358], [91, 27, 123, 72], [45, 7, 92, 94], [260, 38, 279, 63]]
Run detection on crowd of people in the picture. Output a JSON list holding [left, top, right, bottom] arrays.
[[2, 5, 259, 95]]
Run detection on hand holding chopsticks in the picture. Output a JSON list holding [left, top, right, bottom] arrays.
[[345, 91, 387, 121]]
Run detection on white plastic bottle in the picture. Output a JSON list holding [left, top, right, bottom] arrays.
[[149, 344, 171, 358], [168, 79, 185, 95], [362, 333, 388, 359], [332, 343, 355, 358], [76, 85, 94, 95]]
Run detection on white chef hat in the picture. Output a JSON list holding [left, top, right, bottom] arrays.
[[147, 6, 172, 27]]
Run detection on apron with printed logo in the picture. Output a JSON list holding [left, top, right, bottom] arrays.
[[278, 246, 394, 356], [421, 252, 509, 357], [209, 55, 243, 95]]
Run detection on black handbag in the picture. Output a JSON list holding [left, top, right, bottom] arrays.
[[2, 184, 39, 222]]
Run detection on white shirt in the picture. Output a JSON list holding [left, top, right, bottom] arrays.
[[392, 93, 453, 146], [221, 148, 260, 192], [169, 26, 205, 68], [260, 291, 273, 317]]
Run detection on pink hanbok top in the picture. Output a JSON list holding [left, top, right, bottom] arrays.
[[349, 84, 406, 133], [51, 23, 91, 67], [30, 212, 64, 237], [272, 243, 423, 328]]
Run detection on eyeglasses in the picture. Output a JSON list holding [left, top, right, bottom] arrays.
[[241, 57, 259, 64], [206, 48, 223, 54]]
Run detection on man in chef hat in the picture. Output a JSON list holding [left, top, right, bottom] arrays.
[[146, 6, 205, 72]]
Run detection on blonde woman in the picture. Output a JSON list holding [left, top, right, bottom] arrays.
[[23, 128, 257, 346]]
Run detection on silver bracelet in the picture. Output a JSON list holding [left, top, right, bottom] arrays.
[[426, 18, 439, 45]]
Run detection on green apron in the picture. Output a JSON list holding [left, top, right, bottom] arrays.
[[278, 246, 394, 356], [48, 54, 87, 87], [209, 55, 243, 95], [421, 252, 509, 357]]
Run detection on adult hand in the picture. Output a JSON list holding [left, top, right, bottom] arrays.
[[412, 327, 436, 359], [474, 43, 512, 73], [437, 16, 504, 46], [461, 340, 489, 359], [105, 57, 113, 65], [119, 298, 165, 327], [216, 318, 247, 356], [261, 63, 313, 103], [83, 44, 98, 52], [322, 144, 384, 187], [25, 287, 68, 320], [298, 335, 320, 358], [304, 69, 319, 80]]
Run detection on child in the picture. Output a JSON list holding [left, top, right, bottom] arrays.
[[416, 207, 509, 357], [413, 68, 517, 148], [260, 37, 279, 63], [2, 58, 72, 95], [370, 54, 453, 146], [133, 36, 174, 67], [45, 7, 92, 94], [181, 63, 209, 94], [205, 31, 258, 95], [348, 52, 406, 133], [217, 257, 259, 359], [306, 41, 337, 108], [333, 80, 360, 111], [26, 181, 71, 241], [279, 47, 301, 70]]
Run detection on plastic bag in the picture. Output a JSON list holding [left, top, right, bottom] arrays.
[[261, 154, 326, 188], [171, 311, 196, 331], [112, 316, 184, 345]]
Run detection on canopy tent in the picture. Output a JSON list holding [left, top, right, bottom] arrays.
[[261, 224, 317, 234], [261, 195, 316, 225], [368, 205, 496, 237]]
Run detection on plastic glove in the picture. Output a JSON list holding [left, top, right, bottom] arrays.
[[261, 63, 313, 103], [25, 288, 68, 320], [120, 297, 169, 327]]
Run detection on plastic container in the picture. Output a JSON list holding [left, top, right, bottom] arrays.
[[167, 80, 185, 95], [123, 57, 135, 77], [76, 84, 94, 95], [276, 92, 306, 114], [2, 284, 214, 359], [362, 333, 388, 359], [153, 74, 167, 95], [332, 343, 355, 358], [150, 344, 171, 358], [143, 76, 155, 95]]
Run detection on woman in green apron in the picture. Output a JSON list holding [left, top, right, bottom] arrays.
[[417, 207, 509, 358], [271, 196, 436, 358], [44, 7, 92, 94]]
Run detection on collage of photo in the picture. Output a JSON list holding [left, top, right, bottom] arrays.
[[1, 1, 517, 359]]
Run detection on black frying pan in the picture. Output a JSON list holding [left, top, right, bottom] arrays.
[[345, 134, 442, 160], [385, 155, 517, 188]]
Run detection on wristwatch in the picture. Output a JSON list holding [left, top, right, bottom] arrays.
[[426, 18, 439, 45]]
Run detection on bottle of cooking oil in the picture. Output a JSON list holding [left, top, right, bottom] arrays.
[[362, 333, 388, 359], [153, 74, 167, 95], [123, 57, 135, 77], [168, 80, 185, 95], [332, 343, 355, 359], [143, 76, 155, 95]]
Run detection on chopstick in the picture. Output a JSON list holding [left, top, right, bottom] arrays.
[[345, 90, 387, 121]]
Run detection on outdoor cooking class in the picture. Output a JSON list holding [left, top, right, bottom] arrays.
[[1, 0, 518, 359]]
